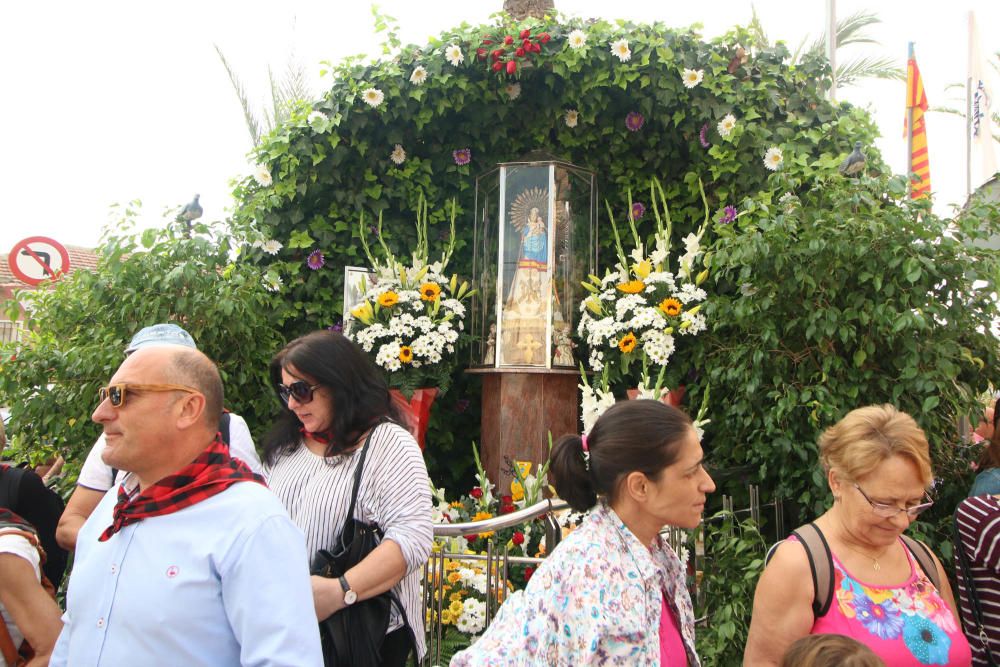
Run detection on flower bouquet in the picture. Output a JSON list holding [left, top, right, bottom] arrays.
[[350, 195, 475, 397], [576, 179, 711, 431]]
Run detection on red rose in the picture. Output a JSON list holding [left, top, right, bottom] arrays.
[[539, 32, 551, 43], [492, 48, 504, 60], [501, 504, 515, 514], [520, 29, 531, 39], [506, 60, 517, 74], [532, 43, 542, 53], [464, 534, 478, 543], [524, 566, 535, 581], [476, 48, 487, 60], [504, 35, 514, 45], [470, 487, 483, 499], [501, 495, 513, 504], [483, 37, 494, 45], [492, 61, 503, 72], [515, 47, 525, 57], [512, 531, 525, 545]]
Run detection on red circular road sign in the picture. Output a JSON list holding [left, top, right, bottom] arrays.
[[7, 236, 71, 286]]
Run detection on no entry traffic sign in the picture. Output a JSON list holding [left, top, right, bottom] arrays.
[[7, 236, 71, 286]]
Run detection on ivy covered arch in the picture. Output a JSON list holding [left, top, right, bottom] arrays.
[[233, 12, 881, 335]]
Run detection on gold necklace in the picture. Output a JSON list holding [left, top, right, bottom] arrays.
[[840, 541, 888, 572]]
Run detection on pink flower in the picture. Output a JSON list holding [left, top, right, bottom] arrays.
[[625, 111, 644, 132], [307, 250, 325, 270], [720, 205, 737, 224], [631, 202, 645, 219], [453, 148, 472, 165], [699, 123, 710, 148]]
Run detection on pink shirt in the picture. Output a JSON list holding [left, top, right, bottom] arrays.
[[811, 539, 972, 666], [660, 595, 688, 666]]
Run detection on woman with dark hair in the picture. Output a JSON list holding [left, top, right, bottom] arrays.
[[263, 330, 433, 665], [970, 398, 1000, 496], [451, 400, 715, 666]]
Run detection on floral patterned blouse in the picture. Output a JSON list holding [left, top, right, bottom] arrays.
[[450, 503, 698, 666], [811, 542, 972, 666]]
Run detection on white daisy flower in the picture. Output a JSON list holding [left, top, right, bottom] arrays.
[[253, 164, 272, 187], [390, 144, 406, 165], [568, 29, 587, 49], [505, 82, 521, 100], [361, 87, 384, 108], [409, 65, 428, 85], [444, 44, 464, 67], [564, 109, 579, 128], [763, 146, 783, 171], [682, 68, 704, 89], [717, 113, 736, 137], [260, 239, 282, 255], [611, 38, 631, 62]]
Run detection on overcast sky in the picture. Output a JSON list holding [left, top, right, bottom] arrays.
[[1, 0, 997, 256]]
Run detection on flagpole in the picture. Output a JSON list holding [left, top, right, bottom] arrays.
[[966, 12, 974, 197], [907, 42, 914, 198]]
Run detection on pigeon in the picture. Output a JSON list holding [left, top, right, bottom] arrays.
[[839, 142, 866, 177], [178, 194, 203, 222]]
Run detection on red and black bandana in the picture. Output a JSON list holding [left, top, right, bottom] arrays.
[[98, 434, 265, 542], [0, 507, 38, 537], [299, 426, 335, 445]]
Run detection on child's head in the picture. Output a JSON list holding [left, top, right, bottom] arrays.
[[780, 634, 884, 667]]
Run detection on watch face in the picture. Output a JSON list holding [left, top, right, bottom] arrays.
[[344, 589, 358, 605]]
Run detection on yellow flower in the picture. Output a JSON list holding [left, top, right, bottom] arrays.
[[419, 282, 441, 301], [399, 346, 414, 363], [449, 600, 465, 616], [617, 279, 645, 294], [633, 259, 652, 279], [449, 501, 463, 508], [618, 332, 638, 353], [447, 571, 462, 584], [349, 301, 374, 325], [473, 511, 494, 538], [377, 291, 399, 307], [510, 480, 525, 502], [441, 609, 454, 625], [585, 295, 603, 316], [449, 592, 463, 603], [658, 298, 682, 317]]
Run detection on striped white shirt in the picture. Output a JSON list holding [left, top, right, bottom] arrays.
[[264, 421, 432, 659], [954, 494, 1000, 666]]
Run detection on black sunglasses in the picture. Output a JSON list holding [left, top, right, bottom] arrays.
[[277, 381, 321, 405]]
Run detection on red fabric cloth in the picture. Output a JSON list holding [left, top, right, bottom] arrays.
[[98, 434, 264, 542]]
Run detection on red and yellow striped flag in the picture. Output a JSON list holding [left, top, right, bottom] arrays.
[[906, 49, 931, 199]]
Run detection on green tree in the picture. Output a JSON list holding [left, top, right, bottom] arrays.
[[0, 206, 285, 485]]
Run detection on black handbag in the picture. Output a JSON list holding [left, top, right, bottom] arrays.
[[310, 425, 415, 667], [954, 508, 998, 666]]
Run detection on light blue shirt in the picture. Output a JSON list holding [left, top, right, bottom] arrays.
[[50, 481, 323, 666]]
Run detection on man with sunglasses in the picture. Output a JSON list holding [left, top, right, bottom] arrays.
[[50, 345, 321, 666], [55, 323, 261, 551]]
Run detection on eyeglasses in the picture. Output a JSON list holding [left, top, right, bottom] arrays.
[[853, 483, 934, 519], [277, 381, 322, 406], [98, 383, 200, 408]]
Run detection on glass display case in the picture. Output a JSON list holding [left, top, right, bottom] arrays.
[[472, 156, 596, 369]]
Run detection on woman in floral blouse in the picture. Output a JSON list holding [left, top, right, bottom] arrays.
[[451, 400, 715, 666]]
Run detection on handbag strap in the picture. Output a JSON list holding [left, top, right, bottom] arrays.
[[343, 421, 385, 524], [953, 507, 998, 666]]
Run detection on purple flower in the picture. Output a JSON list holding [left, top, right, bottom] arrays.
[[453, 148, 472, 165], [720, 205, 737, 224], [625, 111, 644, 132], [307, 249, 325, 270], [328, 321, 344, 333], [454, 398, 471, 414], [631, 202, 645, 220], [853, 595, 904, 641], [699, 123, 710, 148]]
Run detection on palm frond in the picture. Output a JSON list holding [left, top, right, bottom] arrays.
[[267, 66, 282, 131], [746, 5, 770, 51], [279, 57, 311, 106], [805, 10, 886, 59], [836, 56, 905, 87], [213, 44, 262, 146]]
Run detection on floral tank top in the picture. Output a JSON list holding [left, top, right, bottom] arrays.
[[811, 541, 972, 666]]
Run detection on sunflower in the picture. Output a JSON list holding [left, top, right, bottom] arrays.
[[399, 346, 414, 363], [377, 291, 399, 307], [658, 297, 683, 317], [617, 280, 645, 294], [618, 332, 638, 353], [420, 282, 441, 301]]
